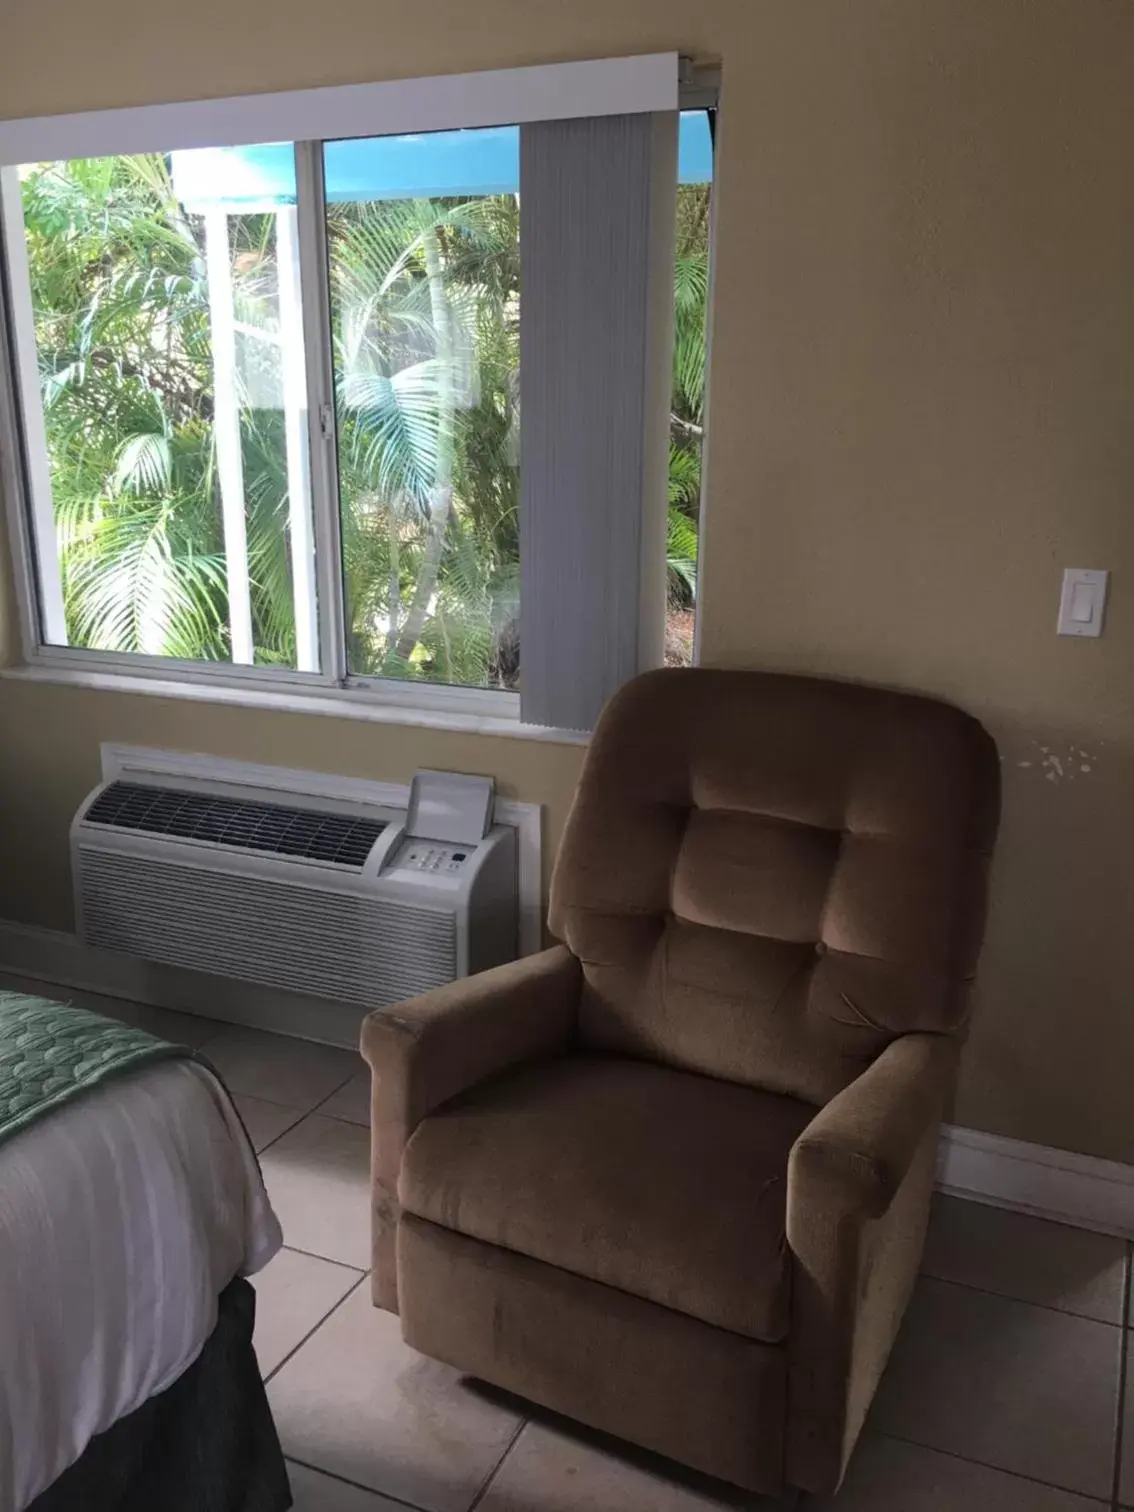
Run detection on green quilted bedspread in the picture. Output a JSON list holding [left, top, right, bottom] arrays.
[[0, 990, 193, 1147]]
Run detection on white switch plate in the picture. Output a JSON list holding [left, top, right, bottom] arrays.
[[1057, 568, 1108, 637]]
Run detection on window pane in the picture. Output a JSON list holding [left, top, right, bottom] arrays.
[[666, 110, 714, 670], [13, 147, 317, 668], [324, 127, 520, 690]]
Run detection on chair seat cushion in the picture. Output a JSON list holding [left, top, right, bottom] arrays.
[[399, 1053, 815, 1344]]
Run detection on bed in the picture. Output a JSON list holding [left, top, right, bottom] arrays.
[[0, 992, 289, 1512]]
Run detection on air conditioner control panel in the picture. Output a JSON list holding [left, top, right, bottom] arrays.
[[397, 843, 470, 875]]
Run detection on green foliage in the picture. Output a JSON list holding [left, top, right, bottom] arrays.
[[21, 153, 298, 664], [327, 193, 521, 685], [666, 504, 699, 600], [667, 180, 711, 617], [22, 143, 710, 686]]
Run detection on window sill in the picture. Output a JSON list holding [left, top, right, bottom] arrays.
[[0, 662, 591, 746]]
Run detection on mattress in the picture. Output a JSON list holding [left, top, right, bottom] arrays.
[[0, 1056, 282, 1512]]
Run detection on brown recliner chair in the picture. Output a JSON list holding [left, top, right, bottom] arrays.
[[361, 669, 999, 1496]]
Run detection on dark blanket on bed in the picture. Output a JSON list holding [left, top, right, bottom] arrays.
[[0, 990, 193, 1146], [29, 1277, 292, 1512]]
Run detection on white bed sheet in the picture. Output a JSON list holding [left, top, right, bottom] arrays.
[[0, 1058, 282, 1512]]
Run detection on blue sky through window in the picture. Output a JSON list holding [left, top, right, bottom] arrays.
[[170, 112, 712, 213]]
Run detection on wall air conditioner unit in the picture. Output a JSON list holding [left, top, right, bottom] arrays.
[[71, 768, 517, 1008]]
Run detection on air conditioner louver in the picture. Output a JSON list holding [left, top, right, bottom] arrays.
[[72, 769, 519, 1015], [79, 849, 456, 1006], [85, 781, 386, 870]]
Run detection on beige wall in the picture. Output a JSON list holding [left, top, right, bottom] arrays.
[[2, 0, 1133, 1162]]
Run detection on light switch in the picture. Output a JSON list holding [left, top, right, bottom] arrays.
[[1070, 583, 1094, 623], [1057, 568, 1108, 637]]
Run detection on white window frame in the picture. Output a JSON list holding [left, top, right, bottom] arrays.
[[0, 56, 716, 731]]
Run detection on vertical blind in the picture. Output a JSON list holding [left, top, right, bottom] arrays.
[[520, 112, 677, 730]]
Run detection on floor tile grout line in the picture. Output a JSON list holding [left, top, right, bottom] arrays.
[[252, 1106, 368, 1161], [234, 1090, 314, 1112], [275, 1241, 368, 1275], [921, 1269, 1126, 1327], [306, 1067, 366, 1118], [243, 1072, 365, 1151], [465, 1416, 528, 1512], [874, 1428, 1112, 1504], [320, 1110, 370, 1129], [1109, 1244, 1132, 1510], [262, 1271, 369, 1386], [284, 1454, 430, 1511], [197, 1018, 361, 1106], [249, 1106, 310, 1157], [233, 1063, 364, 1156]]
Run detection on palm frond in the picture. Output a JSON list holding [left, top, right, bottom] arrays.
[[340, 359, 443, 511], [63, 502, 227, 657], [113, 432, 173, 496], [667, 505, 699, 601], [667, 442, 702, 508]]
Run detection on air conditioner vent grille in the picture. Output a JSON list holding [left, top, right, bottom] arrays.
[[85, 782, 386, 869], [78, 849, 457, 1006]]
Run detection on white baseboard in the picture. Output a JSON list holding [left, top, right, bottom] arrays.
[[938, 1123, 1134, 1240], [0, 916, 1130, 1239]]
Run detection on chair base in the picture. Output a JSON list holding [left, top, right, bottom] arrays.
[[397, 1214, 786, 1495]]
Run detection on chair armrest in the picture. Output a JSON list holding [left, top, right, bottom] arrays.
[[788, 1032, 958, 1224], [361, 944, 581, 1310], [784, 1032, 959, 1494]]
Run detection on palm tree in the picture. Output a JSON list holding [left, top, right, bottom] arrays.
[[21, 153, 300, 663], [327, 191, 520, 686], [22, 155, 707, 683]]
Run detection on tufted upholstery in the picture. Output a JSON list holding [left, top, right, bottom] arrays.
[[550, 668, 999, 1107], [363, 668, 1000, 1497]]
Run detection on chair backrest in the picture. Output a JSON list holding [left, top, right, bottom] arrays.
[[549, 669, 1000, 1107]]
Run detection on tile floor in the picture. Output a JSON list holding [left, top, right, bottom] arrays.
[[5, 977, 1130, 1512]]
